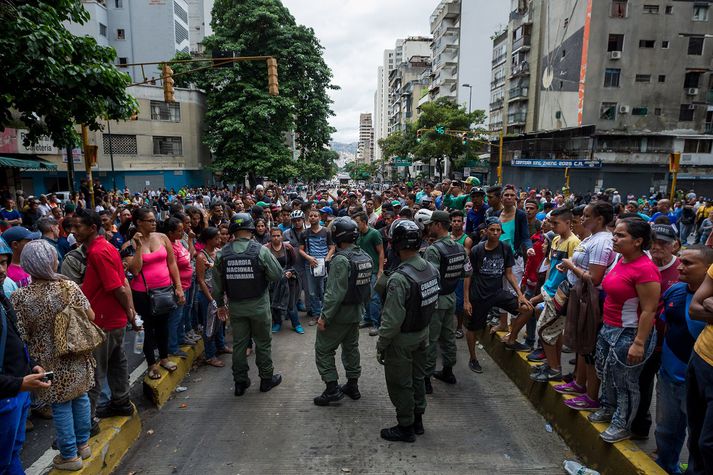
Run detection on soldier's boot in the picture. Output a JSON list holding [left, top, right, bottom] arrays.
[[413, 413, 425, 435], [234, 379, 251, 397], [314, 381, 344, 406], [259, 374, 282, 393], [424, 377, 433, 395], [340, 378, 361, 400], [433, 366, 457, 385], [380, 424, 416, 443]]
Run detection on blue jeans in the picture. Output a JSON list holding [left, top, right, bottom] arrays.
[[196, 290, 219, 359], [0, 391, 30, 474], [305, 263, 325, 316], [182, 281, 195, 335], [168, 302, 186, 354], [363, 274, 382, 327], [51, 393, 91, 459], [655, 370, 687, 474], [595, 324, 656, 431]]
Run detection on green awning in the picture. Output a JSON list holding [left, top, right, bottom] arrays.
[[0, 156, 57, 170]]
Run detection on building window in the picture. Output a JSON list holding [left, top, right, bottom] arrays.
[[174, 1, 189, 23], [679, 104, 695, 121], [118, 57, 128, 67], [604, 68, 621, 87], [658, 74, 666, 82], [661, 40, 670, 48], [643, 5, 659, 14], [693, 4, 709, 21], [639, 39, 656, 48], [611, 0, 628, 17], [102, 134, 137, 155], [99, 23, 107, 37], [116, 29, 125, 40], [174, 20, 189, 44], [655, 107, 662, 116], [150, 100, 181, 122], [684, 71, 702, 89], [684, 139, 712, 153], [665, 5, 673, 14], [635, 74, 652, 83], [608, 34, 624, 52], [600, 102, 617, 120], [688, 36, 704, 55], [632, 106, 648, 115], [152, 136, 183, 155], [115, 0, 123, 7]]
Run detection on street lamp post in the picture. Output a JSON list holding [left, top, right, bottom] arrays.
[[462, 83, 473, 114]]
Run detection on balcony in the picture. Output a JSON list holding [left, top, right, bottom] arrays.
[[512, 34, 531, 52], [489, 98, 504, 110], [510, 61, 530, 78], [706, 122, 713, 134], [492, 53, 507, 66], [507, 112, 527, 125], [508, 86, 529, 101], [490, 78, 505, 88], [489, 121, 503, 130]]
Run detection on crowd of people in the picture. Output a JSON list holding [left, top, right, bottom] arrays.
[[0, 178, 712, 474]]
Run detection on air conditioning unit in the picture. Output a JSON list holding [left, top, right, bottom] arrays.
[[618, 105, 631, 114], [687, 88, 699, 96], [608, 51, 622, 60]]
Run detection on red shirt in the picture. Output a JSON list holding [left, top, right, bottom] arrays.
[[657, 256, 681, 294], [602, 254, 661, 328], [82, 236, 128, 330]]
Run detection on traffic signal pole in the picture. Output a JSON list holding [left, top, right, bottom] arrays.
[[81, 124, 95, 209]]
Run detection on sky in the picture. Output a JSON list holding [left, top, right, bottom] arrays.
[[281, 0, 511, 143]]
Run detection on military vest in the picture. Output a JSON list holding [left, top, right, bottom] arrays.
[[338, 248, 373, 305], [432, 239, 466, 295], [221, 240, 267, 300], [395, 262, 440, 333]]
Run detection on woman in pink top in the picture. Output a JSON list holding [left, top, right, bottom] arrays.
[[165, 216, 195, 359], [123, 208, 184, 380], [589, 218, 660, 444]]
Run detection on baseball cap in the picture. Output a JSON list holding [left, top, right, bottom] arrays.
[[652, 224, 677, 242], [2, 226, 40, 244], [0, 236, 11, 255], [255, 184, 264, 191], [431, 211, 450, 224], [470, 187, 485, 196], [255, 201, 269, 208], [320, 206, 333, 215], [391, 200, 402, 207]]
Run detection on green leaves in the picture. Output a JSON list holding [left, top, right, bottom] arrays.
[[0, 1, 137, 147]]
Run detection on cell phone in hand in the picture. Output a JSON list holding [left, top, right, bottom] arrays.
[[42, 371, 55, 382]]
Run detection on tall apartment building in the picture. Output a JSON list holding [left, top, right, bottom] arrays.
[[488, 0, 713, 195], [187, 0, 213, 53], [388, 55, 432, 134], [357, 113, 374, 164], [429, 0, 460, 102], [374, 48, 395, 163]]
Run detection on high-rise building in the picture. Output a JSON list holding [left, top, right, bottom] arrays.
[[187, 0, 213, 54], [489, 0, 713, 195], [388, 55, 431, 134], [357, 113, 374, 164], [429, 0, 461, 102]]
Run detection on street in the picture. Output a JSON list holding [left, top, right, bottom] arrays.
[[117, 323, 573, 474]]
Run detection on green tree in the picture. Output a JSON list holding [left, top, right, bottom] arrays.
[[0, 0, 137, 147], [199, 0, 336, 186], [297, 148, 338, 183], [344, 161, 376, 181]]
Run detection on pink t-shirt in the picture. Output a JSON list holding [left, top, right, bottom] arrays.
[[602, 254, 661, 328], [130, 246, 172, 292], [7, 263, 31, 287], [172, 241, 193, 290]]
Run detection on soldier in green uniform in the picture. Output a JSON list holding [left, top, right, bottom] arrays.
[[314, 217, 373, 406], [422, 210, 469, 393], [377, 220, 440, 442], [213, 213, 284, 396]]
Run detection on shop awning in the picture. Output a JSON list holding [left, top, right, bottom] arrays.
[[0, 156, 57, 170]]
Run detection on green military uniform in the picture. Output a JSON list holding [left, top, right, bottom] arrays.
[[377, 255, 431, 427], [423, 236, 469, 377], [315, 245, 364, 383], [212, 237, 283, 384]]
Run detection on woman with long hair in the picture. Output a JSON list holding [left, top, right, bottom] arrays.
[[254, 218, 270, 245], [164, 217, 195, 358], [194, 227, 227, 367], [123, 208, 184, 380]]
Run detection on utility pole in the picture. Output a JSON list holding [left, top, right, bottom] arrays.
[[65, 145, 75, 195], [81, 125, 97, 208], [107, 120, 117, 192]]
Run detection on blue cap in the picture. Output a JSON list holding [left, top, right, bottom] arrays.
[[1, 226, 40, 245], [320, 206, 333, 215], [0, 236, 11, 255]]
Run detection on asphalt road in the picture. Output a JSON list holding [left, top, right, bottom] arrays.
[[116, 320, 575, 475]]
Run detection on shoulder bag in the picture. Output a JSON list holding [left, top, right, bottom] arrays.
[[54, 281, 106, 357], [140, 271, 178, 316]]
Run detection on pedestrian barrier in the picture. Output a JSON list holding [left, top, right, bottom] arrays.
[[143, 339, 205, 408], [47, 403, 141, 475], [480, 330, 665, 475]]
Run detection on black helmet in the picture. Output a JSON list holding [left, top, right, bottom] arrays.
[[228, 212, 255, 233], [332, 217, 358, 244], [390, 219, 421, 251]]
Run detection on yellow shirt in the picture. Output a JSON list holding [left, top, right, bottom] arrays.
[[694, 265, 713, 365]]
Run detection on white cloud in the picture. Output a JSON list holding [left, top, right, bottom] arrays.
[[281, 0, 510, 143]]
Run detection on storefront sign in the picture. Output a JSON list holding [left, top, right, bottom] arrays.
[[0, 128, 59, 155], [511, 158, 602, 169]]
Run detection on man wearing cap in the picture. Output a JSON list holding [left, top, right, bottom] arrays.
[[443, 181, 468, 211], [319, 206, 334, 227], [213, 213, 284, 396], [465, 188, 488, 234], [21, 199, 42, 230], [2, 227, 40, 288], [422, 210, 469, 391], [651, 224, 682, 294]]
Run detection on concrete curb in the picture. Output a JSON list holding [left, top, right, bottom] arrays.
[[480, 330, 665, 475], [143, 339, 205, 408], [47, 404, 141, 475]]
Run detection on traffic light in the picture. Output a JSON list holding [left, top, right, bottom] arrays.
[[130, 108, 139, 121], [461, 132, 469, 145], [669, 152, 681, 173], [267, 57, 279, 96], [416, 129, 423, 142], [85, 145, 98, 167], [162, 63, 175, 103]]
